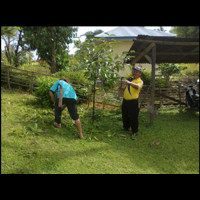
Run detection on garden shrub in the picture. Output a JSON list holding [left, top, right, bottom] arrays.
[[185, 69, 199, 77], [53, 70, 90, 85], [155, 77, 168, 88], [140, 70, 151, 85], [54, 70, 91, 103], [34, 71, 90, 108], [19, 63, 51, 74], [158, 63, 187, 83], [34, 76, 57, 108], [136, 70, 168, 88]]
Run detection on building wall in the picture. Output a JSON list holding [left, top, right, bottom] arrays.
[[111, 40, 156, 77], [111, 40, 132, 77]]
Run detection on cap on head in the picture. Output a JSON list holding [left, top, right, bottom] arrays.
[[133, 66, 142, 73], [61, 78, 69, 83]]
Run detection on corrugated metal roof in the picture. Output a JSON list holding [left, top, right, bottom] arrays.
[[125, 35, 199, 64], [95, 26, 176, 39]]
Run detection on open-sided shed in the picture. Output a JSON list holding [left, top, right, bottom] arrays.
[[125, 35, 199, 123]]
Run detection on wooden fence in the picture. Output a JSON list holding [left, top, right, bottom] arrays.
[[1, 65, 188, 109], [94, 79, 188, 109], [139, 84, 187, 107], [1, 65, 91, 104], [94, 84, 187, 109]]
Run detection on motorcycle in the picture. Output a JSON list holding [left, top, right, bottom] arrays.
[[181, 79, 199, 110]]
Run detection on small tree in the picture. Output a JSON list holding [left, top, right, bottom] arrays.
[[158, 63, 187, 84], [76, 37, 126, 121]]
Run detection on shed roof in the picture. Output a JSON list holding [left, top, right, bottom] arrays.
[[125, 35, 199, 64], [95, 26, 176, 40]]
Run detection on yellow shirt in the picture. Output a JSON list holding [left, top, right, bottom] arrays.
[[123, 77, 143, 100]]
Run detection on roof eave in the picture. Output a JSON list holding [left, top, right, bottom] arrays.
[[94, 36, 137, 41]]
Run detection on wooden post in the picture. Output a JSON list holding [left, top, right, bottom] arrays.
[[7, 67, 11, 90], [159, 83, 163, 108], [150, 45, 156, 124], [87, 85, 90, 109], [30, 72, 34, 94], [178, 84, 182, 108], [131, 43, 156, 65]]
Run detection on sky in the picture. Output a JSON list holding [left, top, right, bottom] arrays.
[[1, 26, 118, 59], [1, 26, 172, 59], [68, 26, 117, 54], [69, 26, 172, 54]]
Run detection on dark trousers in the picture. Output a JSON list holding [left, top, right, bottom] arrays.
[[55, 98, 79, 124], [122, 98, 139, 134]]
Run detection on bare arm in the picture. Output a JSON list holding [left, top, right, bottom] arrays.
[[49, 90, 55, 105], [123, 80, 139, 89]]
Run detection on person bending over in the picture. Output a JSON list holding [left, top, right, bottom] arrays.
[[49, 78, 83, 139]]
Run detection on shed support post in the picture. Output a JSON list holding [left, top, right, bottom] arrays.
[[150, 45, 156, 124]]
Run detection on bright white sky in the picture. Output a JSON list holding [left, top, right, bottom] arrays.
[[1, 26, 172, 58], [68, 26, 117, 54]]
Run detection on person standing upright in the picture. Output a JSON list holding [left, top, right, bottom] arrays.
[[119, 66, 143, 137]]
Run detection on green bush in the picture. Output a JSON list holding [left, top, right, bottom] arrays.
[[125, 70, 168, 87], [125, 70, 151, 85], [53, 70, 90, 85], [141, 70, 168, 88], [158, 63, 187, 82], [34, 72, 90, 108], [140, 70, 151, 85], [34, 76, 57, 108], [185, 69, 199, 76], [54, 70, 90, 104], [19, 63, 51, 74], [155, 78, 168, 88]]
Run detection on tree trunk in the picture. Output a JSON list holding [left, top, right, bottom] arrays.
[[3, 37, 12, 65], [150, 45, 156, 124], [49, 34, 57, 74], [50, 59, 57, 74], [14, 30, 22, 67]]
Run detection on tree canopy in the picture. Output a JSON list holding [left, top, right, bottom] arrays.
[[22, 26, 77, 73], [1, 26, 77, 71], [1, 26, 20, 38], [171, 26, 199, 38]]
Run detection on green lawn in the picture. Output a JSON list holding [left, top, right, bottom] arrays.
[[1, 87, 199, 174]]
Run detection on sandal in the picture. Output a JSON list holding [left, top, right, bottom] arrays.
[[53, 122, 61, 128]]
